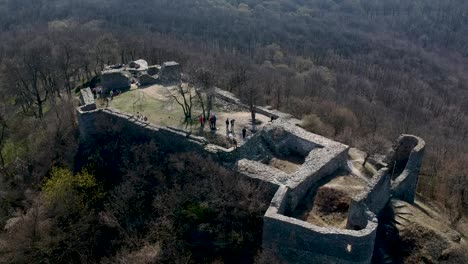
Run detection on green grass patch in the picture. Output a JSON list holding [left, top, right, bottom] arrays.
[[109, 89, 187, 127]]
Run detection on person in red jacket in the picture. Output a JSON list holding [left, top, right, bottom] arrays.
[[199, 115, 205, 128]]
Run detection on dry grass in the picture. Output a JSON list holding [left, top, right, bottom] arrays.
[[296, 174, 367, 229], [268, 157, 301, 174]]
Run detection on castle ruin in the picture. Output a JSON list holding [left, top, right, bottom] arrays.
[[77, 62, 425, 264]]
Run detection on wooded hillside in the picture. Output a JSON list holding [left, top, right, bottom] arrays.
[[0, 0, 466, 263]]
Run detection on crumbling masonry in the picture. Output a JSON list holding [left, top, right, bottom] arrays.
[[78, 69, 425, 264]]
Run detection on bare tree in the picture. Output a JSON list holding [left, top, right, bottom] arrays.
[[170, 83, 194, 122], [358, 135, 388, 167], [3, 37, 56, 118], [239, 76, 259, 132], [227, 62, 248, 93], [0, 113, 8, 170], [191, 67, 216, 121]]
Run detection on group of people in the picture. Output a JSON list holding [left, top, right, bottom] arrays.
[[199, 114, 218, 130], [92, 87, 122, 106], [226, 118, 248, 139], [198, 114, 250, 148], [225, 118, 235, 132], [136, 112, 148, 122]]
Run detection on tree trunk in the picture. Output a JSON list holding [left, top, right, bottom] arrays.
[[251, 105, 256, 132], [362, 153, 369, 167]]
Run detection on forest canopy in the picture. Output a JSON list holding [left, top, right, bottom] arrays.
[[0, 0, 466, 263]]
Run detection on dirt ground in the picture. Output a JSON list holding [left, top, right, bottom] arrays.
[[394, 199, 468, 264], [139, 84, 172, 101], [298, 174, 368, 229], [348, 148, 378, 178], [268, 157, 301, 174]]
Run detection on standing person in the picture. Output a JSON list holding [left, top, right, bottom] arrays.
[[242, 127, 247, 139], [96, 87, 101, 100], [213, 114, 217, 129], [110, 90, 114, 101], [225, 118, 229, 132], [230, 119, 235, 132], [209, 115, 214, 129], [199, 115, 205, 128]]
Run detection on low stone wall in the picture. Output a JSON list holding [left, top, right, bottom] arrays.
[[236, 159, 289, 186], [388, 135, 426, 203], [263, 186, 378, 264], [347, 168, 391, 230], [214, 88, 285, 120]]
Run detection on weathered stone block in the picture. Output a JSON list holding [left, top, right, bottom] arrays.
[[101, 69, 132, 91]]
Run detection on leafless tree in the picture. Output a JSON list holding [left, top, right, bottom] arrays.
[[3, 37, 57, 118], [0, 113, 8, 170], [191, 67, 216, 120], [239, 79, 259, 132], [170, 83, 194, 122], [358, 135, 388, 167]]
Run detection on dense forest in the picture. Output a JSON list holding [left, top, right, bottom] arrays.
[[0, 0, 467, 263]]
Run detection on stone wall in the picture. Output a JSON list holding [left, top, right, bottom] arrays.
[[263, 186, 378, 264], [147, 65, 161, 76], [388, 135, 426, 203], [101, 69, 132, 91], [159, 61, 181, 84], [347, 168, 391, 230], [77, 88, 425, 264], [264, 127, 320, 158], [77, 107, 102, 142], [77, 107, 233, 159], [138, 74, 159, 86], [214, 88, 285, 120], [286, 148, 349, 212], [79, 88, 95, 106]]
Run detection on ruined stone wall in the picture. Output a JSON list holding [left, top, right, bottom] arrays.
[[388, 135, 426, 203], [101, 70, 132, 91], [214, 88, 284, 119], [347, 168, 391, 230], [77, 88, 425, 264], [262, 127, 320, 158], [77, 107, 231, 160], [77, 107, 103, 142], [79, 88, 95, 106], [159, 62, 181, 84], [138, 74, 158, 86], [263, 186, 378, 264], [286, 148, 349, 212]]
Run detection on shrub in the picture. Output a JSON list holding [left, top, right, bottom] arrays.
[[301, 114, 334, 137]]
